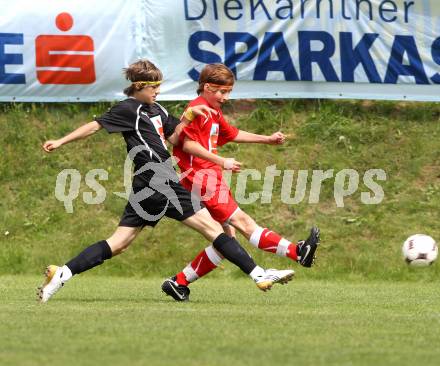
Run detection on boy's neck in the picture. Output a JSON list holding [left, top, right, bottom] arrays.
[[129, 95, 154, 105], [199, 94, 217, 109]]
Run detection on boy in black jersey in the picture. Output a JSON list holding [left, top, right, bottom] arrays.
[[38, 60, 294, 303]]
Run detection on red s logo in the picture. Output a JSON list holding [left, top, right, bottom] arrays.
[[36, 12, 95, 84]]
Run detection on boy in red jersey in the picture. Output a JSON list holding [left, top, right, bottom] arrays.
[[161, 64, 320, 299]]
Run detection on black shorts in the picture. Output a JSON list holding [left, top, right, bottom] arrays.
[[119, 180, 204, 228]]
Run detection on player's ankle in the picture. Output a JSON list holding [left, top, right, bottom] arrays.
[[249, 265, 265, 281], [61, 265, 73, 282], [176, 272, 190, 286], [286, 244, 298, 261]]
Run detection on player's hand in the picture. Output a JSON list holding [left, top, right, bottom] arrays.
[[267, 131, 285, 145], [191, 105, 217, 122], [223, 158, 242, 172], [42, 139, 62, 152]]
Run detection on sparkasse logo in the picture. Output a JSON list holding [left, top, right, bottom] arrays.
[[0, 12, 96, 85]]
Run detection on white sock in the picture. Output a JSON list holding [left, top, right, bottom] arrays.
[[249, 265, 265, 281], [61, 265, 73, 282], [249, 226, 264, 247]]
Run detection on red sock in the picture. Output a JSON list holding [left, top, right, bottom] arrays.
[[175, 246, 222, 286], [176, 271, 189, 286], [286, 243, 298, 261], [251, 227, 298, 260], [258, 229, 283, 253], [192, 249, 217, 277]]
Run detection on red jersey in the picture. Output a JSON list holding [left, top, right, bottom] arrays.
[[174, 96, 239, 175]]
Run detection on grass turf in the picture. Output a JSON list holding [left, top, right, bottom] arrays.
[[1, 100, 440, 278], [1, 275, 439, 366]]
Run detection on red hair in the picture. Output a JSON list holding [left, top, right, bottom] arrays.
[[197, 63, 235, 95]]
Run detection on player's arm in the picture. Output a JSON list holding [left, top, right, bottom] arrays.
[[233, 130, 285, 145], [166, 119, 190, 146], [42, 121, 102, 152], [182, 137, 241, 172], [166, 105, 216, 146]]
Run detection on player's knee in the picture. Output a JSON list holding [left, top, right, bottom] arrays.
[[111, 241, 131, 256], [107, 236, 133, 256], [222, 223, 235, 238]]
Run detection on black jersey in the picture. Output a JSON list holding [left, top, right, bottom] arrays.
[[95, 98, 180, 185]]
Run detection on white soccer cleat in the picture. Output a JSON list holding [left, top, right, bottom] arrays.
[[37, 265, 65, 303], [254, 269, 295, 291]]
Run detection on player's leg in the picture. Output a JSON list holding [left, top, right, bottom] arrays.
[[162, 180, 244, 292], [215, 171, 321, 267], [188, 173, 320, 267], [207, 176, 303, 263], [169, 180, 275, 289], [170, 177, 227, 287], [181, 208, 258, 274], [107, 226, 143, 255], [37, 226, 142, 303], [229, 210, 320, 267], [230, 210, 298, 260], [184, 209, 295, 286], [173, 242, 223, 287], [178, 183, 251, 279], [162, 207, 294, 301], [161, 182, 294, 301], [222, 223, 236, 238], [171, 222, 234, 287]]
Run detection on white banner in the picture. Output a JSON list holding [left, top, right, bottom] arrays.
[[1, 0, 440, 101]]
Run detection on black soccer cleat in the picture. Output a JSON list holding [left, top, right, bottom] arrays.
[[161, 277, 190, 302], [297, 227, 320, 268]]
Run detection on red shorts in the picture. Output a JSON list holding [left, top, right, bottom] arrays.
[[180, 169, 239, 224]]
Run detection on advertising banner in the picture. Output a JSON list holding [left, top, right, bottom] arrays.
[[1, 0, 440, 101]]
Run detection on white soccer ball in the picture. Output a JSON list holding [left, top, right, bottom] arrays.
[[402, 234, 438, 266]]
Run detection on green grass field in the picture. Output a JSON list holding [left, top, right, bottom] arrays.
[[1, 276, 439, 366], [1, 100, 440, 365]]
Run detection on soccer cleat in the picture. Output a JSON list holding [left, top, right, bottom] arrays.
[[161, 277, 190, 302], [254, 269, 295, 291], [297, 227, 320, 267], [37, 265, 65, 303]]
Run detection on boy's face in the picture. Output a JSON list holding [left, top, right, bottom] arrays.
[[202, 83, 233, 109], [135, 84, 161, 104]]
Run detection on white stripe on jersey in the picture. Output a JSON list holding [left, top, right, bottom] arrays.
[[135, 104, 154, 159], [154, 102, 169, 117]]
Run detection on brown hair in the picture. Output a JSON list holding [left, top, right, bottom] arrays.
[[123, 59, 163, 96], [197, 63, 235, 95]]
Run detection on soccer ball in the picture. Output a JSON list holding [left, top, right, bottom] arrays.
[[402, 234, 438, 266]]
